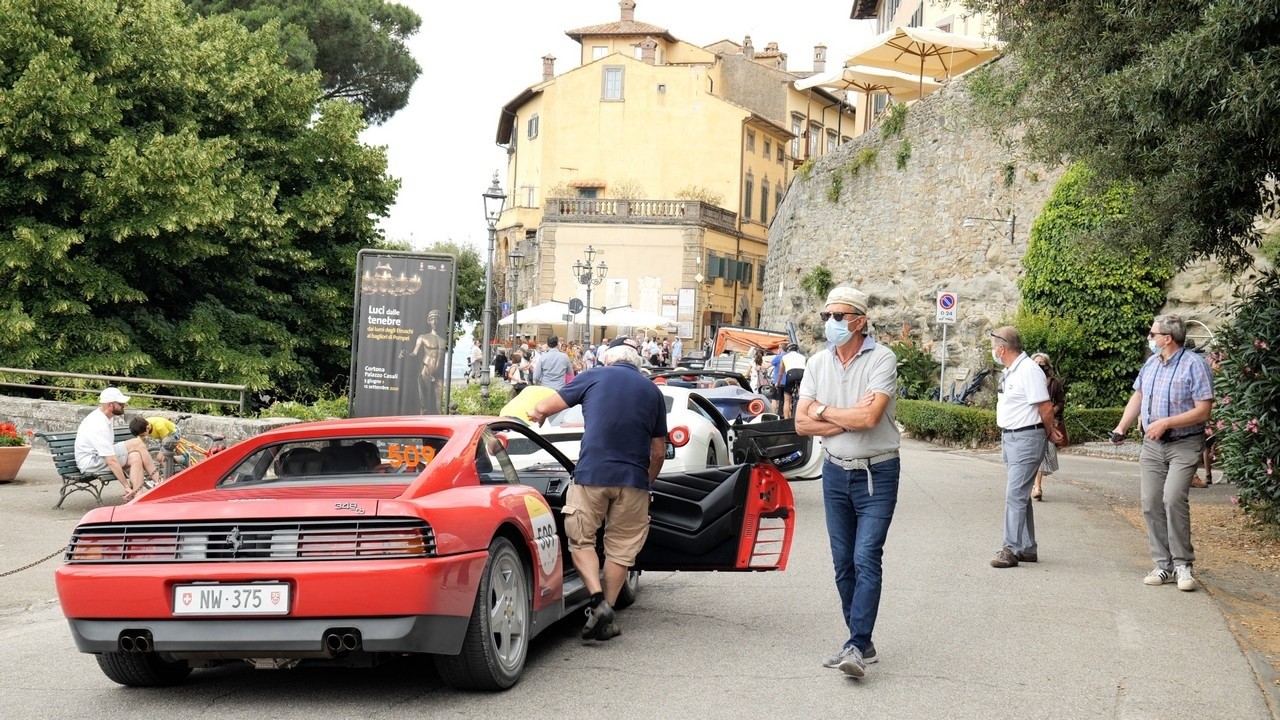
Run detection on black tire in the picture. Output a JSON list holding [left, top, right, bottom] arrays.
[[434, 537, 530, 691], [96, 652, 191, 687], [614, 570, 641, 610], [706, 443, 718, 468]]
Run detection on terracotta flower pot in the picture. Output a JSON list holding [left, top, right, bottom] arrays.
[[0, 445, 32, 482]]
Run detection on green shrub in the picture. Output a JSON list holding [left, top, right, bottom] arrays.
[[827, 172, 844, 203], [880, 102, 908, 138], [898, 399, 1125, 446], [895, 138, 912, 169], [796, 159, 815, 180], [884, 327, 937, 400], [451, 381, 510, 416], [1018, 163, 1173, 406], [1211, 269, 1280, 528], [800, 265, 834, 300], [897, 400, 1000, 446], [848, 147, 879, 177], [263, 395, 349, 421]]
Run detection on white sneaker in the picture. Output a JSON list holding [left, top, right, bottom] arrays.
[[1175, 565, 1197, 592], [1143, 568, 1172, 586]]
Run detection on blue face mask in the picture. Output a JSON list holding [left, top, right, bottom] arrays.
[[1148, 338, 1159, 354], [825, 317, 853, 346]]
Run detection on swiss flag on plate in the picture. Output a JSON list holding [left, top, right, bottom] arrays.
[[181, 592, 192, 606]]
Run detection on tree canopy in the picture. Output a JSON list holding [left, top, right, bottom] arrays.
[[0, 0, 399, 398], [966, 0, 1280, 273], [185, 0, 422, 124]]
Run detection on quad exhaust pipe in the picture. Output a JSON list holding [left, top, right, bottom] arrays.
[[322, 628, 361, 654], [119, 631, 153, 653]]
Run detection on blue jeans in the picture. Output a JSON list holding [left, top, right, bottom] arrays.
[[822, 456, 900, 654]]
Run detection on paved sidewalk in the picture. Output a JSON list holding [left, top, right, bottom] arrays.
[[0, 440, 1274, 718]]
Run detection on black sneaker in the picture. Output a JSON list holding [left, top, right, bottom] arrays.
[[581, 601, 616, 640]]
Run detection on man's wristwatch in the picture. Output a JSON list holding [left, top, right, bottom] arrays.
[[815, 404, 828, 420]]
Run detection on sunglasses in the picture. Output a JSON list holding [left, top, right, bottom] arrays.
[[1147, 332, 1169, 338], [819, 311, 863, 322]]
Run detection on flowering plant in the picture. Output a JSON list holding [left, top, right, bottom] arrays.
[[0, 423, 31, 447]]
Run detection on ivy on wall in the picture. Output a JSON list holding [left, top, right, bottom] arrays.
[[1018, 163, 1173, 406]]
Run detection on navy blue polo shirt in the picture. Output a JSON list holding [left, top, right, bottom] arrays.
[[557, 362, 667, 490]]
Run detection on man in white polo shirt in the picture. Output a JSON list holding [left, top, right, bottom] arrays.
[[989, 326, 1065, 568], [795, 286, 900, 680]]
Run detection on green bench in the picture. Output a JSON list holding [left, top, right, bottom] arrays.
[[37, 427, 134, 509]]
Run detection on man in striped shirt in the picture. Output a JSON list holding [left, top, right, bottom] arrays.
[[1111, 314, 1215, 591]]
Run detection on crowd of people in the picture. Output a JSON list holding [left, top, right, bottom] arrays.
[[487, 333, 690, 398]]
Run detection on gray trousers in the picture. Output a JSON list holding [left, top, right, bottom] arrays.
[[1139, 434, 1204, 570], [1001, 429, 1047, 554]]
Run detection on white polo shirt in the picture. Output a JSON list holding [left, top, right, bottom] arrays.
[[996, 353, 1050, 429]]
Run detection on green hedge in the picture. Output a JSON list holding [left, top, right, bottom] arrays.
[[897, 400, 1129, 446]]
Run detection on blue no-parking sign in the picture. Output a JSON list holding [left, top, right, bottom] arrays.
[[936, 291, 957, 325]]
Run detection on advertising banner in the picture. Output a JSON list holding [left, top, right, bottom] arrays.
[[349, 250, 457, 418]]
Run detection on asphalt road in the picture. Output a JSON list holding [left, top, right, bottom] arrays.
[[0, 440, 1271, 719]]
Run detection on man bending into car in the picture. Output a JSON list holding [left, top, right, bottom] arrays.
[[529, 337, 667, 641]]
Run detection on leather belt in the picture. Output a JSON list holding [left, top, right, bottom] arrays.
[[825, 450, 899, 471], [1002, 423, 1045, 434]]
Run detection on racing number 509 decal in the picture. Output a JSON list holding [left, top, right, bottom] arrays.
[[524, 495, 559, 576], [387, 443, 436, 469]]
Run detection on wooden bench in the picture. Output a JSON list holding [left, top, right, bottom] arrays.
[[37, 427, 134, 509]]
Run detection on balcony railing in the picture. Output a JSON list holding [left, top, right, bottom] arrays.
[[543, 198, 738, 233]]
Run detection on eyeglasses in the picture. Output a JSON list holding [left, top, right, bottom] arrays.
[[819, 311, 864, 322], [988, 332, 1009, 345], [1147, 332, 1168, 338]]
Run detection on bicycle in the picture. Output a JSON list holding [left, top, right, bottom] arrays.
[[156, 415, 228, 480]]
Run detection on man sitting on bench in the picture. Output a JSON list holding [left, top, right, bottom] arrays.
[[74, 387, 158, 501]]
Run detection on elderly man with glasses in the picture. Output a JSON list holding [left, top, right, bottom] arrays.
[[989, 327, 1066, 570], [795, 286, 900, 679], [1109, 314, 1214, 591]]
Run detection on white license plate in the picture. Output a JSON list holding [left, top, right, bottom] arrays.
[[173, 583, 291, 615]]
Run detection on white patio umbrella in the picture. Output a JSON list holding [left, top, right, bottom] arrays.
[[795, 64, 942, 102], [496, 300, 573, 326], [844, 26, 1003, 96], [597, 306, 677, 332]]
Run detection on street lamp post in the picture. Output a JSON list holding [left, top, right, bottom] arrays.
[[508, 248, 525, 346], [573, 246, 607, 345], [480, 172, 507, 402]]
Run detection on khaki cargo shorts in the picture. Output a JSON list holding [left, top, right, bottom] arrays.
[[562, 482, 650, 567]]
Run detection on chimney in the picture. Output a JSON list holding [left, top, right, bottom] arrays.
[[639, 37, 657, 65], [542, 55, 555, 82], [743, 35, 755, 60], [765, 42, 779, 53], [620, 0, 636, 24], [814, 44, 826, 73]]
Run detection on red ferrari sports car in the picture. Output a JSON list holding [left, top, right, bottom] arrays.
[[55, 416, 796, 690]]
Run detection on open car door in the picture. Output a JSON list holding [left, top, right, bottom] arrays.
[[729, 418, 822, 480], [633, 459, 795, 572]]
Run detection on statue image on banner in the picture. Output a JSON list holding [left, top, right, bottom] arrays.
[[401, 308, 445, 415]]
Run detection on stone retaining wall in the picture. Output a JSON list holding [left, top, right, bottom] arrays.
[[0, 397, 298, 450]]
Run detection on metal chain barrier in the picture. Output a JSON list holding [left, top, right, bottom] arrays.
[[0, 547, 65, 577]]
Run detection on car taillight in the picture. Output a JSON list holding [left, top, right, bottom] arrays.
[[69, 534, 125, 561], [668, 426, 690, 447], [747, 399, 766, 415]]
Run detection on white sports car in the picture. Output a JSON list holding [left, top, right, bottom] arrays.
[[507, 386, 729, 472]]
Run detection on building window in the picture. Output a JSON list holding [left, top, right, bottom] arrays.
[[746, 130, 756, 152], [775, 182, 783, 215], [524, 185, 536, 207], [527, 115, 539, 139], [578, 188, 598, 199], [759, 180, 768, 224], [757, 261, 766, 290], [592, 46, 608, 60], [602, 66, 624, 100], [744, 170, 754, 219], [790, 114, 803, 158], [777, 145, 784, 164], [808, 122, 822, 158], [827, 129, 837, 154], [634, 45, 644, 60], [763, 138, 772, 159]]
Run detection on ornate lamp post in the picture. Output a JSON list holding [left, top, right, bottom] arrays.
[[573, 245, 608, 345], [480, 173, 507, 402], [508, 247, 525, 345]]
